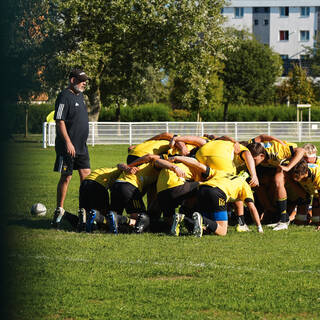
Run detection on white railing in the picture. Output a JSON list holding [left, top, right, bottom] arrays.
[[42, 121, 320, 148]]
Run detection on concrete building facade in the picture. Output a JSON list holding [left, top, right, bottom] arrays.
[[222, 0, 320, 70]]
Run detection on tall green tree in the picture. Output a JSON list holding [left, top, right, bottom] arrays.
[[169, 56, 224, 120], [39, 0, 228, 121], [278, 64, 315, 105], [4, 0, 49, 103], [220, 30, 282, 120]]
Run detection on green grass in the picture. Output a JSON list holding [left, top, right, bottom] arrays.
[[5, 142, 320, 320]]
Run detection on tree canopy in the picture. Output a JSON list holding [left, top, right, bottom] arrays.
[[17, 0, 227, 120]]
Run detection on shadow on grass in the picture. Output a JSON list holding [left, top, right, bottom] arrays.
[[7, 218, 74, 231]]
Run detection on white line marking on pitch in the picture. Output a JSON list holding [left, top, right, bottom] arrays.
[[8, 253, 320, 274]]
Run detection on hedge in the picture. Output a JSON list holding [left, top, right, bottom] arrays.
[[8, 102, 320, 134]]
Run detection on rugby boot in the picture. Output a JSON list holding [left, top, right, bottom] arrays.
[[134, 213, 150, 234], [170, 213, 185, 236], [192, 212, 203, 237], [51, 207, 65, 229]]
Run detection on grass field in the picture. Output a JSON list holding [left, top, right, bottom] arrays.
[[4, 141, 320, 320]]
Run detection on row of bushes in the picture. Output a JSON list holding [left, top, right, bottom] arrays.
[[8, 102, 320, 134], [99, 103, 320, 122]]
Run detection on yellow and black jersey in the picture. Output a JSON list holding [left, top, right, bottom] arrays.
[[196, 140, 248, 174], [298, 166, 320, 196], [260, 140, 297, 167], [129, 139, 170, 157], [201, 173, 254, 203], [156, 162, 202, 193], [117, 162, 160, 193], [233, 144, 250, 173], [167, 143, 198, 157], [196, 140, 235, 173], [85, 167, 121, 189], [307, 157, 320, 168]]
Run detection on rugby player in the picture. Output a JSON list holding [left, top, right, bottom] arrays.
[[291, 160, 320, 230], [247, 140, 305, 230]]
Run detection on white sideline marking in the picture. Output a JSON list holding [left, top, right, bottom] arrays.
[[8, 254, 320, 274]]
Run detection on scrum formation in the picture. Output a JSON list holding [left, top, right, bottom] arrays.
[[51, 132, 320, 236]]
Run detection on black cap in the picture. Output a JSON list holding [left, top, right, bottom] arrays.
[[69, 69, 90, 82]]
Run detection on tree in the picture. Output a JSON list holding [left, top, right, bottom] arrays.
[[277, 64, 315, 105], [220, 30, 283, 120], [169, 56, 224, 120], [36, 0, 227, 121], [3, 0, 49, 103]]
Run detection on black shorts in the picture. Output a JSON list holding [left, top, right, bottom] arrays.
[[79, 180, 109, 211], [157, 181, 199, 217], [197, 186, 227, 213], [54, 151, 90, 175], [110, 181, 146, 215], [126, 155, 140, 165]]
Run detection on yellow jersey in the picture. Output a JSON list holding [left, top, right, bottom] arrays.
[[196, 140, 248, 174], [84, 168, 121, 189], [307, 157, 320, 168], [129, 140, 170, 157], [298, 166, 320, 196], [260, 140, 297, 167], [156, 162, 203, 193], [201, 172, 254, 203], [117, 162, 160, 193]]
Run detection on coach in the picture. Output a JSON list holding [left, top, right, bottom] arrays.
[[52, 69, 91, 228]]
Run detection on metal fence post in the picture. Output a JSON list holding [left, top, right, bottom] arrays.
[[298, 122, 302, 142], [235, 122, 238, 141], [43, 122, 47, 148], [92, 122, 95, 147], [129, 123, 132, 145]]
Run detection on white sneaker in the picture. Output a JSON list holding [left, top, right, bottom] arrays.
[[192, 212, 203, 237], [170, 213, 185, 236], [273, 221, 289, 231], [236, 224, 251, 232]]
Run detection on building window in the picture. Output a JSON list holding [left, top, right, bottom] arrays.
[[300, 30, 310, 41], [263, 7, 270, 13], [300, 55, 310, 60], [253, 7, 259, 13], [280, 7, 289, 17], [300, 7, 310, 17], [234, 7, 244, 18], [280, 55, 289, 60], [254, 19, 259, 25], [264, 20, 269, 25], [279, 30, 289, 41]]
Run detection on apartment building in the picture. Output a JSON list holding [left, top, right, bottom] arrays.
[[222, 0, 320, 74]]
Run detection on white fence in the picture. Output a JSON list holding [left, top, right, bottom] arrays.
[[42, 121, 320, 148]]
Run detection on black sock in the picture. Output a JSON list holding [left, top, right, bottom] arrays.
[[238, 215, 246, 226], [117, 215, 129, 225], [277, 199, 289, 222], [203, 217, 218, 233], [184, 216, 195, 232]]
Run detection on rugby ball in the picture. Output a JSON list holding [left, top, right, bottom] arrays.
[[31, 203, 47, 216]]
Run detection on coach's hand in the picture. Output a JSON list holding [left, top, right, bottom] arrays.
[[66, 141, 76, 157]]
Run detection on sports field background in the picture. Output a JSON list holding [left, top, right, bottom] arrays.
[[4, 141, 320, 320]]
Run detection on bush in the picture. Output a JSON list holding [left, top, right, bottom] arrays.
[[99, 103, 173, 122], [6, 103, 54, 134]]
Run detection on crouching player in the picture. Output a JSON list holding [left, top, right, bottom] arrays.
[[291, 160, 320, 230], [246, 140, 305, 231], [55, 167, 122, 232], [167, 157, 263, 236], [192, 172, 263, 237], [107, 157, 162, 234]]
